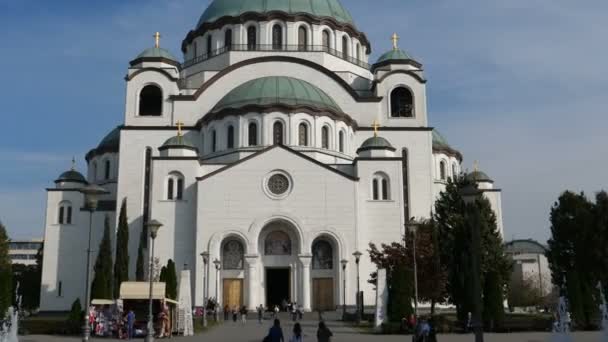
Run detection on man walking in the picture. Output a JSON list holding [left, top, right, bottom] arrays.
[[257, 304, 264, 324], [126, 309, 135, 340]]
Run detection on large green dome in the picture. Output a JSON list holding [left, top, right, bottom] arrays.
[[197, 0, 355, 28], [213, 76, 342, 113], [376, 48, 413, 64]]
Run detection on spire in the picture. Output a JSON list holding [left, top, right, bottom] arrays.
[[473, 160, 480, 172], [372, 119, 381, 137], [154, 32, 161, 48], [71, 157, 76, 171], [176, 120, 184, 144], [391, 33, 400, 50]]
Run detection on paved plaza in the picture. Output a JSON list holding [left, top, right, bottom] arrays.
[[19, 316, 602, 342]]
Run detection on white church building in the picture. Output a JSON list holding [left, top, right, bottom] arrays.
[[40, 0, 504, 312]]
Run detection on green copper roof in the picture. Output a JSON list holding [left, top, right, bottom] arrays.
[[197, 0, 355, 28], [98, 126, 121, 151], [136, 47, 178, 61], [376, 48, 413, 64], [162, 135, 197, 149], [213, 76, 342, 113], [432, 130, 451, 148], [55, 170, 87, 184], [358, 136, 395, 150], [466, 170, 493, 183]]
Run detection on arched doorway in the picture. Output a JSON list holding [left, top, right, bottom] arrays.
[[311, 237, 338, 311], [220, 237, 246, 310], [258, 220, 301, 309]]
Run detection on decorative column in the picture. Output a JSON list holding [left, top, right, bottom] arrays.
[[299, 254, 312, 312], [245, 255, 259, 310]]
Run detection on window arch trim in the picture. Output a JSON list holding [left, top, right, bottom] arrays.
[[389, 85, 415, 118], [138, 83, 163, 117], [371, 172, 391, 201]]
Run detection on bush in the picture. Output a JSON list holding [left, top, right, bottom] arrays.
[[66, 298, 83, 335]]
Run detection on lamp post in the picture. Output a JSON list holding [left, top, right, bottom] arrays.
[[353, 251, 362, 324], [341, 259, 348, 320], [406, 218, 421, 319], [79, 184, 109, 342], [145, 219, 163, 342], [459, 183, 484, 342], [200, 251, 209, 328], [213, 259, 221, 322]]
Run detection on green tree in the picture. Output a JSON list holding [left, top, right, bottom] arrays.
[[0, 222, 12, 315], [547, 191, 598, 329], [114, 199, 130, 298], [136, 240, 145, 281], [483, 271, 504, 331], [388, 262, 413, 322], [165, 260, 178, 300], [66, 298, 83, 334], [91, 215, 113, 299], [593, 191, 608, 299]]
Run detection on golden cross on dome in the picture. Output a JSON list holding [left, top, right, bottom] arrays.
[[176, 120, 185, 137], [473, 160, 480, 172], [372, 120, 381, 137], [71, 157, 76, 171], [154, 32, 161, 48], [391, 33, 400, 50]]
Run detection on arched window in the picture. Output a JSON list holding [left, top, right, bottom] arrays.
[[104, 160, 111, 180], [272, 24, 283, 50], [338, 131, 345, 153], [372, 173, 390, 200], [355, 43, 360, 60], [440, 160, 447, 180], [312, 240, 333, 269], [342, 35, 349, 58], [212, 130, 217, 152], [321, 126, 330, 149], [167, 172, 185, 200], [227, 125, 235, 149], [224, 29, 232, 50], [298, 123, 308, 146], [206, 35, 212, 56], [273, 121, 284, 145], [223, 240, 244, 270], [322, 30, 330, 51], [139, 85, 162, 116], [298, 26, 308, 51], [264, 231, 292, 255], [390, 87, 414, 117], [248, 122, 258, 146], [452, 163, 459, 179], [247, 26, 257, 51], [58, 201, 73, 224]]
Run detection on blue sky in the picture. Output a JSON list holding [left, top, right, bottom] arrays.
[[1, 0, 606, 242]]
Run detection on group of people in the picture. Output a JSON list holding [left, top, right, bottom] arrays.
[[402, 314, 436, 342], [264, 319, 333, 342], [224, 305, 249, 324], [87, 306, 135, 339]]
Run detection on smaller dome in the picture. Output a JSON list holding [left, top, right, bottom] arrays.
[[135, 47, 178, 61], [432, 130, 451, 148], [55, 170, 87, 184], [161, 135, 198, 150], [466, 170, 493, 183], [97, 126, 121, 151], [376, 48, 413, 64], [357, 136, 396, 154]]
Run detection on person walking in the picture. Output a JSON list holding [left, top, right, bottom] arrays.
[[257, 305, 265, 324], [316, 321, 332, 342], [232, 306, 238, 323], [224, 305, 230, 321], [126, 309, 135, 340], [266, 319, 285, 342], [240, 306, 248, 324], [290, 322, 303, 342], [274, 305, 280, 319], [291, 303, 298, 322]]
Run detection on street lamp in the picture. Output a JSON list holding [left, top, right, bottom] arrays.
[[79, 184, 109, 342], [353, 251, 363, 324], [200, 251, 209, 328], [213, 259, 221, 322], [340, 259, 348, 320], [406, 217, 421, 320], [459, 182, 484, 342], [145, 219, 163, 342]]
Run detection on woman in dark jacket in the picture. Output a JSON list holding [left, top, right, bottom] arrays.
[[317, 321, 333, 342]]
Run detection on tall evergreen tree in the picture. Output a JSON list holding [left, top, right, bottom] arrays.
[[165, 260, 178, 300], [91, 215, 113, 299], [114, 199, 130, 298], [0, 222, 12, 315], [547, 191, 598, 328], [388, 262, 413, 322], [135, 228, 146, 281]]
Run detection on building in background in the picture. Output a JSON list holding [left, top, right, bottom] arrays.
[[9, 239, 43, 266], [505, 239, 554, 308]]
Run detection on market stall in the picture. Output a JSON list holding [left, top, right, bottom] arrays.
[[119, 282, 178, 338]]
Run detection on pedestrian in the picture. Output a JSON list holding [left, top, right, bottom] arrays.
[[290, 322, 303, 342], [224, 305, 230, 321], [265, 318, 284, 342], [291, 303, 297, 322], [297, 305, 303, 320], [316, 321, 332, 342], [126, 309, 135, 340], [241, 306, 248, 324], [258, 304, 264, 324], [274, 305, 280, 318], [232, 306, 238, 323]]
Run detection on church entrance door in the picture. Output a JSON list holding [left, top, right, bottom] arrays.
[[313, 278, 334, 311], [223, 279, 243, 310], [266, 268, 290, 309]]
